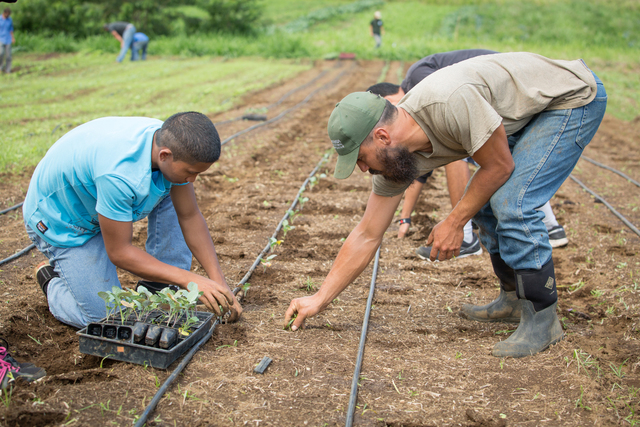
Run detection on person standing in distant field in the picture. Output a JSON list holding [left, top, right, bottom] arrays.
[[370, 11, 383, 49], [0, 7, 15, 74], [104, 21, 136, 63], [131, 32, 149, 61]]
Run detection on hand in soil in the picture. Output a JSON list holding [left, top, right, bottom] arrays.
[[425, 218, 465, 261], [284, 295, 323, 331], [196, 277, 242, 321], [225, 295, 243, 323]]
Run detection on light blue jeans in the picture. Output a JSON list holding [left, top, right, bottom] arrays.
[[474, 71, 607, 270], [116, 24, 136, 63], [26, 197, 192, 329]]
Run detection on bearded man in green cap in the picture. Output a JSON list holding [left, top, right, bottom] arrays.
[[284, 52, 607, 358]]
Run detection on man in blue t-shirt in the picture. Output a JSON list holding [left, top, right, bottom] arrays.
[[24, 112, 241, 328], [0, 7, 15, 74]]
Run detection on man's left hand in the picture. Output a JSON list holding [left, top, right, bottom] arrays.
[[425, 218, 464, 261]]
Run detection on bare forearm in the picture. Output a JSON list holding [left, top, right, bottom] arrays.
[[178, 212, 227, 285], [448, 166, 511, 228], [400, 181, 423, 218], [110, 245, 201, 289]]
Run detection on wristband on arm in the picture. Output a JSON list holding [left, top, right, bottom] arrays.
[[397, 218, 411, 225]]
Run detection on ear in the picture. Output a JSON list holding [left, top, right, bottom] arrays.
[[372, 127, 391, 147], [158, 148, 173, 163]]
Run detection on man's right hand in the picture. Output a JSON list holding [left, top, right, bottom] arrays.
[[193, 276, 242, 321], [284, 294, 325, 331]]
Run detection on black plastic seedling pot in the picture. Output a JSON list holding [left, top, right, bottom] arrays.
[[77, 311, 214, 369]]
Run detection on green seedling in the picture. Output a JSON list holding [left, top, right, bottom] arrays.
[[575, 385, 591, 410], [99, 354, 113, 369], [241, 282, 251, 293], [308, 176, 318, 189], [27, 335, 42, 345], [297, 196, 309, 209], [261, 254, 277, 272], [282, 219, 295, 237], [285, 314, 298, 331], [610, 359, 628, 378], [287, 209, 301, 223], [1, 380, 13, 408], [269, 237, 282, 249], [303, 276, 316, 292]]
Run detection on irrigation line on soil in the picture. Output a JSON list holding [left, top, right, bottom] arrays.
[[569, 175, 640, 238], [221, 63, 355, 147], [580, 155, 640, 188], [232, 152, 331, 293], [345, 246, 381, 427], [137, 154, 331, 426], [0, 243, 35, 267], [134, 316, 220, 427], [0, 202, 23, 216]]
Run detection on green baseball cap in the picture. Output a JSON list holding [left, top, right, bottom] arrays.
[[328, 92, 386, 179]]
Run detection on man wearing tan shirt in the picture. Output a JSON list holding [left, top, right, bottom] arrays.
[[285, 52, 607, 358]]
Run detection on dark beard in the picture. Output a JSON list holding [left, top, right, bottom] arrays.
[[369, 145, 418, 184]]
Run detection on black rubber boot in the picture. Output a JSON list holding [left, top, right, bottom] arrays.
[[35, 261, 58, 297], [492, 259, 564, 358], [459, 254, 521, 323]]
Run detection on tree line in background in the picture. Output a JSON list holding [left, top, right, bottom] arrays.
[[11, 0, 265, 37]]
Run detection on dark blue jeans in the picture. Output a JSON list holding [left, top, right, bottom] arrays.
[[474, 71, 607, 270]]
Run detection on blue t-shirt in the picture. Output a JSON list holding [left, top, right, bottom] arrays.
[[0, 16, 13, 45], [133, 32, 149, 43], [24, 117, 178, 248]]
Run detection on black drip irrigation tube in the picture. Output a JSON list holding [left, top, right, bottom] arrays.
[[580, 155, 640, 188], [221, 63, 355, 146], [0, 243, 36, 267], [233, 152, 331, 293], [345, 246, 381, 427], [0, 202, 23, 216], [569, 175, 640, 238], [135, 152, 331, 427], [212, 67, 333, 127]]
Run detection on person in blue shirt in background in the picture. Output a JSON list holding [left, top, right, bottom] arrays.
[[24, 112, 242, 329], [131, 32, 149, 61], [0, 7, 15, 74]]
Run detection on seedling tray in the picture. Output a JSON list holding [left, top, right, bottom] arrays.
[[77, 311, 214, 369]]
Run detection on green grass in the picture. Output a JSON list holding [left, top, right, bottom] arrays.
[[0, 54, 310, 171], [3, 0, 640, 172]]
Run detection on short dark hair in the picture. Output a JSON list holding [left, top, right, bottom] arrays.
[[367, 82, 400, 97], [156, 112, 221, 164], [3, 8, 11, 15]]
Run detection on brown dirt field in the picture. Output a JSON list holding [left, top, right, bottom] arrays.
[[0, 59, 638, 427]]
